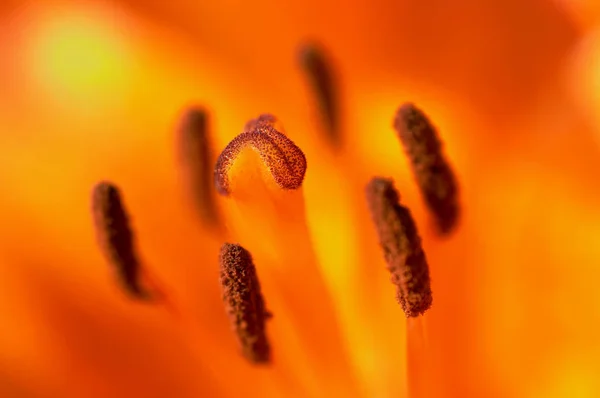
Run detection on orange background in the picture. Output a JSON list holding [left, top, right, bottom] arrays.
[[1, 0, 600, 397]]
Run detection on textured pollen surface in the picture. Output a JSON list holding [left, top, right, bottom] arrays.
[[177, 107, 219, 226], [91, 181, 147, 299], [298, 43, 340, 146], [243, 113, 280, 132], [214, 122, 307, 196], [393, 103, 459, 235], [365, 178, 432, 317], [219, 243, 271, 364]]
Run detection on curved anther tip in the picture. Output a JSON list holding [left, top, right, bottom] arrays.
[[214, 122, 307, 196]]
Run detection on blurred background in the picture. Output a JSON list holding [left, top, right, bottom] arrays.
[[1, 0, 600, 397]]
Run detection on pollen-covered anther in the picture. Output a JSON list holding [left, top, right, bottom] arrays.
[[243, 113, 284, 133], [214, 121, 307, 196], [393, 103, 460, 235], [298, 42, 340, 146], [177, 106, 220, 227], [91, 181, 148, 299], [219, 243, 272, 364], [365, 177, 432, 317]]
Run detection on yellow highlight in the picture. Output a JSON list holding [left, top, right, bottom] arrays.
[[24, 3, 136, 113]]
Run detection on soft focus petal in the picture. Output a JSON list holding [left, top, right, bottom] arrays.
[[555, 0, 600, 28], [1, 0, 598, 397], [116, 0, 578, 140]]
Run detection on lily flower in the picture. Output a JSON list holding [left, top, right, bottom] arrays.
[[1, 1, 599, 397]]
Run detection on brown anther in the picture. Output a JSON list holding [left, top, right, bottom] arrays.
[[365, 177, 432, 317], [219, 243, 271, 364], [298, 42, 340, 147], [91, 181, 148, 299], [214, 121, 307, 196], [243, 114, 282, 132], [177, 107, 220, 227], [393, 103, 460, 235]]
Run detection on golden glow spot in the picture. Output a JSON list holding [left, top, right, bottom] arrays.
[[535, 356, 600, 398], [23, 3, 137, 114]]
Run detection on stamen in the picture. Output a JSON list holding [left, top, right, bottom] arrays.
[[365, 177, 432, 317], [243, 113, 283, 132], [91, 181, 148, 299], [177, 107, 220, 228], [298, 42, 340, 147], [219, 243, 272, 364], [214, 121, 307, 196], [393, 103, 460, 235]]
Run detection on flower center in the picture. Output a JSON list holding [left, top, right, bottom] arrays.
[[89, 44, 460, 397]]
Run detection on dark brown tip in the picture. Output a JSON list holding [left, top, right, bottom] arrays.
[[393, 103, 460, 235], [214, 120, 307, 196], [243, 113, 280, 132], [219, 243, 271, 364], [91, 182, 148, 299], [177, 107, 221, 227], [298, 42, 340, 148], [365, 177, 432, 317]]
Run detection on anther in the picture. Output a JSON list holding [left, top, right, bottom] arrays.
[[243, 113, 282, 132], [91, 181, 148, 299], [214, 121, 307, 196], [298, 42, 340, 147], [177, 107, 220, 227], [219, 243, 272, 364], [393, 103, 460, 235], [365, 177, 432, 317]]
